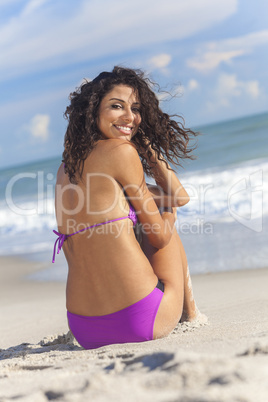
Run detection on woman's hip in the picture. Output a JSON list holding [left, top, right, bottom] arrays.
[[67, 279, 165, 349]]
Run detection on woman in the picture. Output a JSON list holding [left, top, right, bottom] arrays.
[[53, 66, 200, 349]]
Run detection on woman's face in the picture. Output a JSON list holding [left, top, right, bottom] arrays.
[[97, 85, 141, 141]]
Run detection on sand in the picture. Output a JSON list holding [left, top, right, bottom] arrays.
[[1, 256, 268, 402]]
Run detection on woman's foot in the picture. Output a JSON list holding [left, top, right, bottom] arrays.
[[180, 306, 208, 324]]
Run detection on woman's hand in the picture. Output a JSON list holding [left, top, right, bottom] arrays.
[[134, 131, 190, 208]]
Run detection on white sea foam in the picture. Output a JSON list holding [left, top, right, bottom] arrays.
[[0, 157, 267, 269], [178, 157, 268, 226], [1, 158, 267, 240]]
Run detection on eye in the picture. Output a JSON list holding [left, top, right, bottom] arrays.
[[111, 104, 122, 109], [132, 107, 140, 114]]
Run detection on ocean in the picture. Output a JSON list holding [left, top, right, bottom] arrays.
[[0, 111, 267, 281]]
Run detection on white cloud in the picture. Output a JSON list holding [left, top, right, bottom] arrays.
[[208, 73, 261, 110], [21, 0, 48, 17], [148, 54, 172, 70], [188, 79, 199, 91], [221, 30, 268, 49], [219, 74, 241, 99], [157, 92, 170, 102], [218, 73, 260, 100], [0, 0, 238, 81], [0, 0, 22, 7], [28, 114, 50, 141], [0, 87, 68, 119], [176, 79, 199, 97], [245, 81, 260, 99], [188, 30, 268, 73], [188, 50, 245, 72]]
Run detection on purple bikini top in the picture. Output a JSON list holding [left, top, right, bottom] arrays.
[[52, 203, 138, 263]]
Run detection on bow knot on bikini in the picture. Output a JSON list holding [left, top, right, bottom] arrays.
[[52, 230, 67, 263], [128, 205, 138, 226]]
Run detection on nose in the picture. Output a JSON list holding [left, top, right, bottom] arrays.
[[123, 107, 134, 123]]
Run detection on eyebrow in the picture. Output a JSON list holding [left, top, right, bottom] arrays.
[[109, 97, 140, 105]]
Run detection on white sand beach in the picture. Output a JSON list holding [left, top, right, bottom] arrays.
[[1, 256, 268, 402]]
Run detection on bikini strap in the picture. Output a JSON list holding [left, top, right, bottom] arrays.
[[52, 214, 134, 263]]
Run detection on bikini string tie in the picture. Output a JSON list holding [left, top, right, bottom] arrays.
[[52, 230, 67, 263]]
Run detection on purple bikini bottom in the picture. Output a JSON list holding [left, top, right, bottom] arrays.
[[67, 281, 164, 349]]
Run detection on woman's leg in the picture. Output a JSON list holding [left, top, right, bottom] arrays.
[[174, 231, 198, 322], [139, 208, 198, 338]]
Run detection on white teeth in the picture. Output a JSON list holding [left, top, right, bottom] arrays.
[[116, 125, 132, 131]]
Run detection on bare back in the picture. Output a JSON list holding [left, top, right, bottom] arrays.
[[55, 140, 157, 316]]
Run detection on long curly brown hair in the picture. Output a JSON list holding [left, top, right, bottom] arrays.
[[63, 66, 198, 184]]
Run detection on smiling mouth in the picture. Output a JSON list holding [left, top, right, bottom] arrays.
[[114, 125, 133, 135]]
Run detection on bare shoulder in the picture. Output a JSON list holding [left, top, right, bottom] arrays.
[[85, 139, 143, 187], [94, 139, 140, 168], [94, 139, 137, 156]]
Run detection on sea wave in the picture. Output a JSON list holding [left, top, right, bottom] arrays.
[[0, 157, 267, 259], [1, 158, 268, 235], [179, 157, 268, 225]]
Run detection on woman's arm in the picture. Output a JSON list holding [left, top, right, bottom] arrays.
[[146, 183, 186, 208], [109, 140, 175, 249], [144, 144, 190, 207]]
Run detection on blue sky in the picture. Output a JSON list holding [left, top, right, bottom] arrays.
[[0, 0, 267, 169]]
